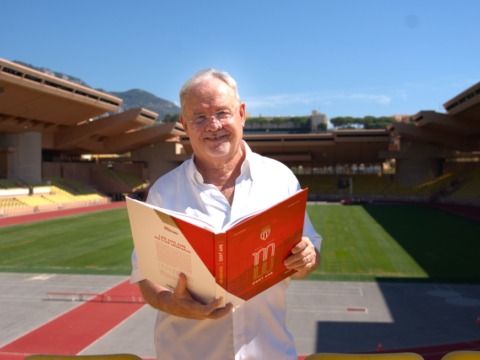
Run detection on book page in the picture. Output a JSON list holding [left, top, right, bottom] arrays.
[[126, 197, 221, 304]]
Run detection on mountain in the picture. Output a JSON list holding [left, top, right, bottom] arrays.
[[13, 60, 181, 121], [109, 89, 180, 121]]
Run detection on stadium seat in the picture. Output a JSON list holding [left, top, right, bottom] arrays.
[[305, 353, 424, 360], [24, 354, 142, 360], [441, 351, 480, 360]]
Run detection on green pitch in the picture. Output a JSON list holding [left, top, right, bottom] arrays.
[[307, 203, 480, 283], [0, 204, 479, 283], [0, 209, 133, 275]]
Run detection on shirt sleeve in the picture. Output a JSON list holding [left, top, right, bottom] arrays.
[[290, 166, 322, 251], [303, 212, 322, 250], [130, 249, 145, 284]]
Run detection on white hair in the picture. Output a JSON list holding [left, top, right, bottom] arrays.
[[179, 68, 240, 112]]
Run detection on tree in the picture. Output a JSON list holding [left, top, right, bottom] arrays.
[[331, 116, 396, 129], [163, 114, 180, 123]]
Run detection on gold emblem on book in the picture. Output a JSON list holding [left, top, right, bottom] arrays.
[[259, 225, 271, 241]]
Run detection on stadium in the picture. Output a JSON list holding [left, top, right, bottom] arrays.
[[1, 58, 479, 210], [0, 58, 479, 360]]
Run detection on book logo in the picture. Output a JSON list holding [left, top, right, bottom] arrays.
[[252, 243, 275, 281], [260, 226, 271, 241]]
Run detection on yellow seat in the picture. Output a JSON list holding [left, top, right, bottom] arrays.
[[305, 353, 424, 360], [441, 351, 480, 360], [24, 354, 142, 360]]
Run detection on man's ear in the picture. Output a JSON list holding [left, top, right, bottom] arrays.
[[180, 114, 190, 135], [239, 103, 246, 127]]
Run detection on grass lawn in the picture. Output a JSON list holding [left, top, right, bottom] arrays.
[[0, 209, 133, 275], [0, 204, 479, 283], [307, 203, 480, 283]]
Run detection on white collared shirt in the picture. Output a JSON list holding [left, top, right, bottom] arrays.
[[131, 142, 321, 360]]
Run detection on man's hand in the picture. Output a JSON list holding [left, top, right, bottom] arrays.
[[284, 236, 320, 279], [139, 274, 233, 320]]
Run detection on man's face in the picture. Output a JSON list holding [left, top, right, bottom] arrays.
[[181, 77, 245, 164]]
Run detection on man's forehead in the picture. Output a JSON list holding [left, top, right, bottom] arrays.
[[189, 77, 231, 95], [185, 79, 235, 106]]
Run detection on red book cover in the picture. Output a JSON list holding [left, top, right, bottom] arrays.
[[126, 188, 308, 306]]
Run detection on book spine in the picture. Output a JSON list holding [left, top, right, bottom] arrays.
[[215, 232, 227, 289]]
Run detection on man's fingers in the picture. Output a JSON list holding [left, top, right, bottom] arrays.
[[208, 303, 234, 319], [290, 236, 310, 254], [174, 273, 189, 297], [173, 275, 233, 320]]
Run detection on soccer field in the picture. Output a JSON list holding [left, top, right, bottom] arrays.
[[0, 204, 479, 283]]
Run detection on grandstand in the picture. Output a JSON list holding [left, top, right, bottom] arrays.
[[0, 178, 109, 217], [296, 168, 480, 207], [442, 167, 480, 205], [0, 57, 479, 217]]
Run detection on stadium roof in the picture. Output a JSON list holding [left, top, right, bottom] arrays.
[[1, 57, 479, 165], [0, 59, 121, 131], [0, 59, 176, 152], [389, 82, 480, 153]]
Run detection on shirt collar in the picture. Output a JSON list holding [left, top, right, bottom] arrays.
[[186, 153, 203, 183], [240, 141, 254, 181]]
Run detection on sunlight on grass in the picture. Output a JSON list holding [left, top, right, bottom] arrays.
[[306, 204, 427, 281], [0, 209, 133, 275]]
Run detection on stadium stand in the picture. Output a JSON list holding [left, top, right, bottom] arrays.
[[442, 168, 480, 205], [0, 179, 110, 217], [297, 169, 480, 206]]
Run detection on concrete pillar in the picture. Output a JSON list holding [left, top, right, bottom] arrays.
[[394, 140, 445, 186], [0, 132, 42, 183]]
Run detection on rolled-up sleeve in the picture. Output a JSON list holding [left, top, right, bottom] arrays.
[[303, 212, 322, 250], [130, 250, 145, 284]]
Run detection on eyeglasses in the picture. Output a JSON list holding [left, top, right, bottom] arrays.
[[187, 110, 235, 129]]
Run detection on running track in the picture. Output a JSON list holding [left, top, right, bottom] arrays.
[[0, 202, 127, 227], [0, 280, 144, 360]]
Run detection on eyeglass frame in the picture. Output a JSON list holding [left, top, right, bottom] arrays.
[[185, 108, 238, 129]]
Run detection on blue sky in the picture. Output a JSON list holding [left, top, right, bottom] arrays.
[[2, 0, 479, 121]]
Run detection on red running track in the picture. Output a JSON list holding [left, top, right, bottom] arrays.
[[0, 202, 126, 227], [0, 280, 144, 360]]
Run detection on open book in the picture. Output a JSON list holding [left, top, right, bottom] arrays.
[[126, 188, 308, 307]]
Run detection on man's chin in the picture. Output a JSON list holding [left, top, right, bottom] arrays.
[[204, 142, 232, 157]]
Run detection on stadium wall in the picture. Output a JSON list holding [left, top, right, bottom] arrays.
[[396, 157, 443, 186], [392, 141, 445, 186], [42, 161, 146, 196], [131, 142, 187, 185], [0, 132, 42, 184]]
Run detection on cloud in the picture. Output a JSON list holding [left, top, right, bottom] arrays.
[[244, 91, 392, 110], [348, 93, 391, 105]]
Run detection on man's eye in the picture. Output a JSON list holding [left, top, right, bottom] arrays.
[[216, 111, 230, 119], [193, 115, 207, 123]]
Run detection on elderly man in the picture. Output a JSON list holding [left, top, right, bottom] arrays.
[[131, 68, 322, 360]]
